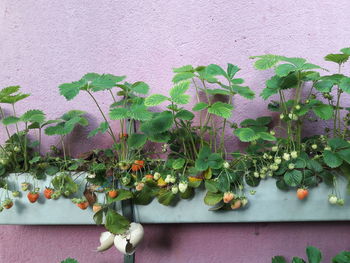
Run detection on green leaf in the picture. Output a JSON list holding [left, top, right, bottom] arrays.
[[261, 76, 281, 100], [158, 189, 176, 206], [323, 150, 343, 168], [127, 133, 147, 149], [171, 94, 190, 105], [314, 80, 334, 93], [227, 64, 240, 79], [45, 165, 59, 175], [206, 89, 231, 95], [306, 246, 322, 263], [2, 116, 20, 125], [312, 104, 333, 120], [332, 251, 350, 263], [144, 94, 168, 106], [307, 159, 323, 172], [275, 64, 296, 77], [292, 257, 306, 263], [170, 80, 190, 96], [205, 180, 218, 193], [192, 102, 209, 111], [282, 57, 306, 67], [106, 189, 133, 203], [128, 104, 153, 121], [284, 170, 303, 187], [105, 209, 130, 235], [231, 85, 255, 99], [61, 258, 79, 263], [206, 64, 227, 78], [251, 54, 283, 70], [93, 209, 103, 225], [87, 121, 109, 138], [234, 128, 259, 142], [258, 132, 276, 141], [0, 85, 20, 97], [140, 111, 173, 135], [131, 81, 149, 94], [173, 65, 194, 73], [340, 77, 350, 93], [204, 191, 222, 206], [175, 110, 194, 120], [328, 138, 349, 150], [341, 47, 350, 55], [338, 149, 350, 164], [172, 72, 195, 83], [208, 102, 233, 119], [29, 156, 41, 164], [272, 256, 287, 263], [59, 79, 85, 100], [21, 110, 45, 123], [109, 107, 128, 120], [172, 158, 185, 169], [324, 53, 349, 65], [90, 74, 125, 92], [0, 93, 30, 104]]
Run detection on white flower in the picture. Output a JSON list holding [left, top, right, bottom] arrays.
[[272, 146, 278, 152], [274, 157, 282, 164], [253, 172, 259, 178], [311, 144, 318, 150], [288, 163, 295, 170]]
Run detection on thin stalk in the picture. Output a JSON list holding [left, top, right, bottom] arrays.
[[61, 135, 67, 169], [0, 106, 12, 139], [86, 91, 117, 144]]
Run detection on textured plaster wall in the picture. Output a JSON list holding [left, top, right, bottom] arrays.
[[1, 0, 350, 262]]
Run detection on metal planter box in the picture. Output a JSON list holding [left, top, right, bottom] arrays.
[[0, 173, 349, 225]]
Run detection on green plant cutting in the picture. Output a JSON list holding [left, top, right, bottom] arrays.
[[0, 48, 350, 247]]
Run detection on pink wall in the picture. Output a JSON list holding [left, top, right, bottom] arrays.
[[1, 0, 350, 262]]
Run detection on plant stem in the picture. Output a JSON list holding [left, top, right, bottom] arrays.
[[0, 106, 12, 139], [86, 91, 117, 145]]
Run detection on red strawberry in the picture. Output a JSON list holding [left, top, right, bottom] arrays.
[[27, 192, 40, 203]]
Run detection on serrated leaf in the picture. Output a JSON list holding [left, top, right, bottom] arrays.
[[205, 180, 218, 193], [323, 150, 343, 168], [171, 94, 190, 105], [90, 74, 125, 92], [131, 81, 149, 94], [204, 191, 222, 206], [272, 256, 287, 263], [172, 72, 195, 83], [59, 80, 85, 100], [106, 189, 133, 203], [109, 107, 128, 120], [338, 149, 350, 164], [128, 104, 153, 121], [0, 93, 30, 104], [314, 80, 334, 92], [127, 133, 147, 149], [205, 89, 230, 95], [312, 104, 333, 120], [105, 209, 130, 235], [192, 102, 208, 111], [340, 77, 350, 93], [175, 110, 194, 120], [306, 246, 322, 263], [158, 189, 176, 206], [258, 132, 276, 141], [227, 64, 240, 79], [173, 65, 194, 73], [206, 64, 227, 78], [284, 170, 303, 187], [208, 102, 233, 119], [251, 54, 283, 70], [172, 158, 185, 169], [144, 94, 168, 106], [140, 111, 173, 135], [231, 85, 255, 99], [324, 53, 349, 64], [341, 47, 350, 55], [234, 128, 259, 142], [21, 109, 45, 123], [0, 86, 20, 97], [170, 81, 190, 98], [1, 116, 20, 125], [275, 64, 296, 77]]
